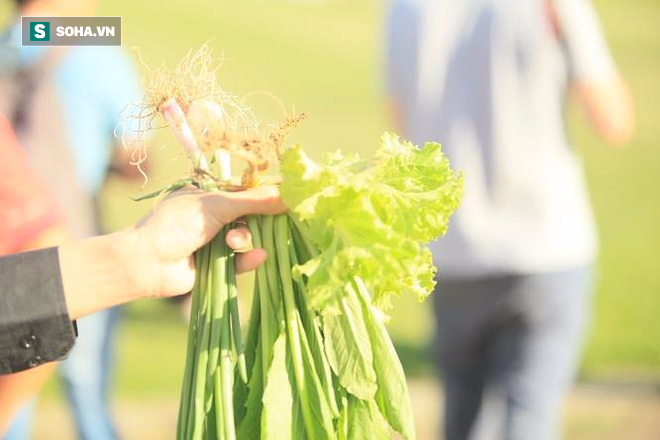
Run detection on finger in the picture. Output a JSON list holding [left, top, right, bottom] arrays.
[[235, 249, 268, 274], [204, 186, 287, 224], [225, 227, 252, 252]]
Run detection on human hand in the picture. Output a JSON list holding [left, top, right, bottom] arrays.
[[59, 186, 286, 319], [126, 186, 286, 300]]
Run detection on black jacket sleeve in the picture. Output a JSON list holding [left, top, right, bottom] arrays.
[[0, 247, 76, 374]]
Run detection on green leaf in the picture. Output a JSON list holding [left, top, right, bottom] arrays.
[[234, 282, 262, 424], [294, 313, 338, 440], [323, 293, 377, 401], [281, 133, 462, 310], [309, 317, 340, 417], [261, 333, 294, 440], [131, 178, 193, 201], [354, 279, 416, 440], [336, 390, 349, 440], [346, 396, 390, 440], [291, 386, 306, 440], [287, 231, 339, 417], [273, 215, 337, 440], [236, 340, 263, 440]]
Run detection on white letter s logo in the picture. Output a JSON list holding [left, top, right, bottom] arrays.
[[34, 24, 45, 39]]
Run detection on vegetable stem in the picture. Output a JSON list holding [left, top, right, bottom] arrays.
[[247, 216, 275, 385], [227, 250, 247, 383], [216, 149, 232, 183], [159, 98, 208, 170], [177, 245, 208, 439], [205, 233, 228, 411], [274, 215, 318, 438], [221, 255, 237, 440], [191, 246, 214, 440]]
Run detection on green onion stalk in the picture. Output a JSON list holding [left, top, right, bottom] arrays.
[[158, 98, 245, 439]]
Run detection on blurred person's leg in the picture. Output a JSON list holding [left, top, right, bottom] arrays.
[[100, 307, 122, 404], [59, 307, 122, 440], [2, 365, 55, 438], [3, 400, 36, 440], [473, 267, 593, 440], [433, 276, 517, 440]]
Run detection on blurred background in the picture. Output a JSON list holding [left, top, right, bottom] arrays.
[[0, 0, 658, 438]]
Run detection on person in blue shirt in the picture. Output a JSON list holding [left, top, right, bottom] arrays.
[[2, 1, 144, 439]]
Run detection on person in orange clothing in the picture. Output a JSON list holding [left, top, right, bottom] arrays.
[[0, 114, 70, 434]]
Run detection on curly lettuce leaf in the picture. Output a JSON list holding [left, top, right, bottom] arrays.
[[281, 133, 463, 310]]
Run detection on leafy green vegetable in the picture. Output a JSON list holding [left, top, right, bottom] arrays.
[[165, 131, 461, 439], [261, 333, 293, 440], [235, 339, 263, 440], [323, 294, 377, 401], [274, 215, 337, 439], [281, 133, 463, 310], [346, 396, 390, 440], [354, 278, 416, 439]]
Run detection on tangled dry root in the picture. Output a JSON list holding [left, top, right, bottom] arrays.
[[120, 44, 303, 189]]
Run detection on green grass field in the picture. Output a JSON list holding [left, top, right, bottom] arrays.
[[100, 0, 660, 384], [3, 0, 659, 418], [570, 0, 660, 377]]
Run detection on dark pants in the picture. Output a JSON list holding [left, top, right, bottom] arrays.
[[434, 267, 593, 440]]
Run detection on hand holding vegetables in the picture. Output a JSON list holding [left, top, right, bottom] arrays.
[[58, 187, 285, 320], [128, 47, 463, 439]]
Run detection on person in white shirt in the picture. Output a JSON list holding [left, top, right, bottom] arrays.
[[385, 0, 633, 439]]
